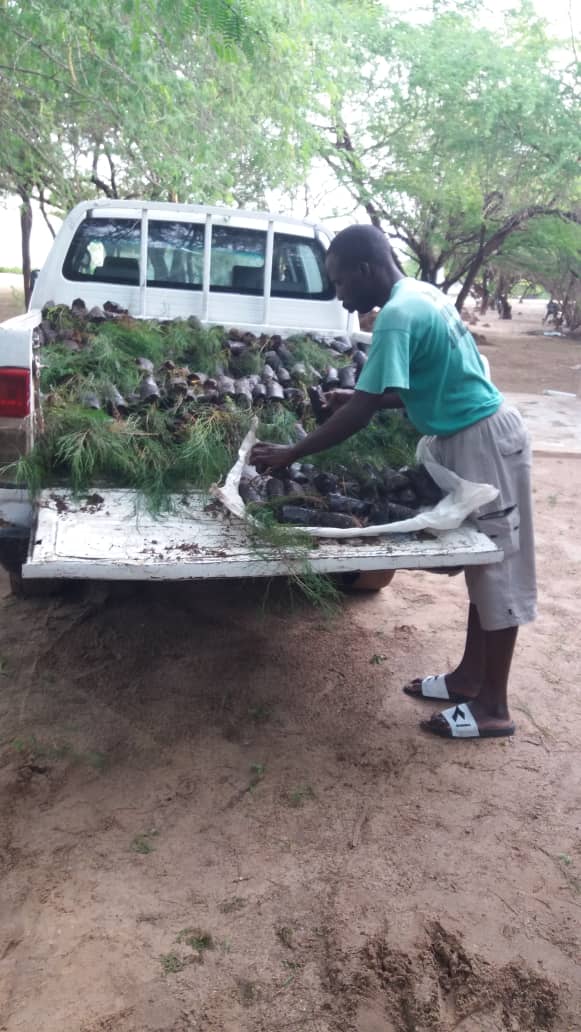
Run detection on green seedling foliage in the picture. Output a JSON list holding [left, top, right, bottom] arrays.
[[131, 835, 155, 854], [177, 928, 214, 951], [40, 346, 89, 392], [248, 505, 341, 616], [52, 411, 137, 491], [131, 830, 159, 854], [288, 567, 341, 617], [42, 304, 76, 333], [227, 347, 264, 377], [176, 407, 252, 490], [311, 410, 418, 473], [257, 406, 301, 445], [96, 320, 167, 365], [13, 317, 422, 622], [248, 504, 312, 553], [160, 952, 185, 975], [286, 335, 350, 372], [10, 314, 257, 507], [162, 320, 225, 374]]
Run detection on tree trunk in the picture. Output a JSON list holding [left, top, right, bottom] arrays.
[[502, 297, 512, 319], [19, 189, 33, 309], [478, 268, 492, 314], [456, 260, 482, 312], [496, 295, 512, 319], [495, 273, 513, 319], [418, 256, 439, 283]]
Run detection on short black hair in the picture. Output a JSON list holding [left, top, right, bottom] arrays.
[[327, 224, 396, 269]]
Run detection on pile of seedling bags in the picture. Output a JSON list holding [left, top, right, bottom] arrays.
[[20, 299, 437, 525]]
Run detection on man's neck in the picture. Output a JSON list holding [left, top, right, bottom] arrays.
[[376, 270, 405, 309]]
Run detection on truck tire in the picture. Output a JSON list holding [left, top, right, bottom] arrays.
[[339, 570, 396, 593]]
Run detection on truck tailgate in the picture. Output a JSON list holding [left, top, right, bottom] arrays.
[[23, 489, 502, 581]]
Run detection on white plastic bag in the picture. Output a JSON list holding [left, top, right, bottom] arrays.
[[210, 419, 259, 520], [211, 422, 499, 539]]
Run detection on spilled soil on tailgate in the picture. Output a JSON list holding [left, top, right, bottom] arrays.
[[1, 303, 580, 1031]]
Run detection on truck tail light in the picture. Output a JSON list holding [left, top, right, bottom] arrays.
[[0, 368, 30, 418]]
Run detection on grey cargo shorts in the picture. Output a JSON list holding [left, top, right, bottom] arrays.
[[427, 404, 537, 631]]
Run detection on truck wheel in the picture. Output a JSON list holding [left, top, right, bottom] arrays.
[[339, 570, 396, 593]]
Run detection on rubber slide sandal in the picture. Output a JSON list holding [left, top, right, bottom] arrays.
[[421, 703, 515, 739], [403, 674, 470, 704]]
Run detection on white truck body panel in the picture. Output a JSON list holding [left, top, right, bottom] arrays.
[[25, 489, 503, 581], [0, 309, 38, 367]]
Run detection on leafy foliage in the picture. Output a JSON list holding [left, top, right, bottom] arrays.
[[322, 3, 580, 306], [492, 217, 581, 329], [311, 412, 418, 473], [0, 0, 366, 254]]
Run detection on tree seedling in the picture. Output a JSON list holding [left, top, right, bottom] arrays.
[[160, 952, 186, 975], [177, 928, 214, 952], [131, 829, 159, 854]]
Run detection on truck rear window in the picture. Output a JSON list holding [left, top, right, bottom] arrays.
[[63, 217, 334, 299]]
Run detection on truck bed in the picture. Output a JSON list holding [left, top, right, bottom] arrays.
[[24, 490, 502, 581]]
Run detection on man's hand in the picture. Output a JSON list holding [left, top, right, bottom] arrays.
[[251, 390, 386, 470], [250, 442, 297, 472]]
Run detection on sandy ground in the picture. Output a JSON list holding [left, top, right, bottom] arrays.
[[0, 288, 580, 1031], [0, 274, 23, 323], [467, 298, 581, 396]]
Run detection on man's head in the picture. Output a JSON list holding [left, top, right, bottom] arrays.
[[325, 224, 402, 314]]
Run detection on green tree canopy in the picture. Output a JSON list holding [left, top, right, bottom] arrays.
[[323, 1, 580, 309], [0, 0, 372, 299], [492, 216, 581, 328]]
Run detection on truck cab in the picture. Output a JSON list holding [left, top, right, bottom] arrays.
[[29, 199, 353, 332]]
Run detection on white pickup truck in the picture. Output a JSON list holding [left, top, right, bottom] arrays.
[[0, 199, 501, 588]]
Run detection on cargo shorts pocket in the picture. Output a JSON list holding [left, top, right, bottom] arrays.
[[498, 425, 531, 462], [476, 505, 521, 558]]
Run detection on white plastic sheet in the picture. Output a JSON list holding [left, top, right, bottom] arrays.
[[211, 420, 500, 539]]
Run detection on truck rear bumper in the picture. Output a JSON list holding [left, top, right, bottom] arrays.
[[23, 489, 503, 581]]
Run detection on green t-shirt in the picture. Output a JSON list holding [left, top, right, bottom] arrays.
[[356, 278, 503, 436]]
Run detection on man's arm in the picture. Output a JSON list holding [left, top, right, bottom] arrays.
[[325, 388, 403, 412], [379, 389, 404, 410], [251, 390, 386, 470]]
